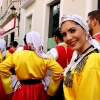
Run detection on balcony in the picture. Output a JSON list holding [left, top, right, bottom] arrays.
[[0, 6, 12, 27], [20, 0, 36, 9], [0, 1, 18, 27]]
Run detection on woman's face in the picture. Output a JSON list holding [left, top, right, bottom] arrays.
[[60, 21, 87, 51]]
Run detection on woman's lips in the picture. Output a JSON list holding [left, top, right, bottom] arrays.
[[68, 40, 78, 47]]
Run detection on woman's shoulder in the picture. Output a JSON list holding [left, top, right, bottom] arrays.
[[84, 53, 100, 71], [13, 50, 36, 57], [88, 52, 100, 59]]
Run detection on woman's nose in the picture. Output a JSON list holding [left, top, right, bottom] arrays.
[[67, 33, 72, 40]]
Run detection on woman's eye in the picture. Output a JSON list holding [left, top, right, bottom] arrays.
[[70, 29, 76, 33], [62, 33, 67, 37]]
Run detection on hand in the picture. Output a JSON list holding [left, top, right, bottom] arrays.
[[60, 68, 65, 79]]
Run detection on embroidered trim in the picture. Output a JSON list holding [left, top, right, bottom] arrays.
[[64, 49, 98, 88]]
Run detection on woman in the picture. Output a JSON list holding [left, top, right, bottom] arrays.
[[0, 39, 14, 100], [0, 39, 7, 100], [60, 14, 100, 100], [0, 31, 63, 100]]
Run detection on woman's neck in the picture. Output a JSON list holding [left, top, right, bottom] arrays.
[[77, 41, 93, 55]]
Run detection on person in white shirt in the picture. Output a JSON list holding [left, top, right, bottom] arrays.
[[47, 27, 73, 100]]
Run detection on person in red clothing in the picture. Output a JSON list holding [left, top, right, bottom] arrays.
[[47, 27, 73, 100], [6, 41, 18, 58], [87, 9, 100, 42], [47, 27, 73, 69], [0, 39, 7, 100]]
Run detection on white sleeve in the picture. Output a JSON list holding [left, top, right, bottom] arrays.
[[47, 48, 58, 60], [11, 75, 20, 92]]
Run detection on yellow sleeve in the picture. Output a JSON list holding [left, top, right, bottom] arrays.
[[0, 54, 14, 76], [0, 55, 14, 94], [76, 54, 100, 100], [47, 58, 63, 96]]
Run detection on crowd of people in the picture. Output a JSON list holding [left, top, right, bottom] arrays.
[[0, 9, 100, 100]]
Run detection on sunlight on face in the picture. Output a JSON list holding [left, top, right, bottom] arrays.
[[60, 21, 86, 51]]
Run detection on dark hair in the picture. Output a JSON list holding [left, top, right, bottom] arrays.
[[10, 42, 13, 45], [23, 35, 27, 45], [13, 41, 18, 48], [6, 47, 10, 50], [54, 27, 63, 41], [88, 9, 100, 25]]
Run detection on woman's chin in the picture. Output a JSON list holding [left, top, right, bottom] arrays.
[[70, 46, 78, 51]]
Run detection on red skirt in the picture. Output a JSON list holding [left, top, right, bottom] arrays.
[[12, 83, 49, 100], [0, 78, 6, 100], [6, 93, 13, 100], [0, 77, 13, 100]]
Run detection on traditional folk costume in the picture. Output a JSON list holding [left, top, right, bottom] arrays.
[[6, 48, 15, 75], [6, 47, 20, 95], [6, 48, 14, 57], [0, 31, 63, 100], [0, 51, 6, 100], [60, 14, 100, 100], [47, 42, 73, 69], [0, 39, 10, 100], [47, 42, 73, 100]]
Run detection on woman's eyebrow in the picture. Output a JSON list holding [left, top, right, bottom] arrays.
[[68, 27, 76, 32]]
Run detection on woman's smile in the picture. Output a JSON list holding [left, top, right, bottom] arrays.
[[68, 39, 78, 47]]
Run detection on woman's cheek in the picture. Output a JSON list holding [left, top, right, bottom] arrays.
[[63, 37, 67, 44]]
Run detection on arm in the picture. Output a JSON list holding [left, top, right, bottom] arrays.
[[0, 54, 14, 76], [0, 54, 14, 94], [46, 58, 63, 96]]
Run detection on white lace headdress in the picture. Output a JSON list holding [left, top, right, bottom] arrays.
[[26, 31, 50, 59]]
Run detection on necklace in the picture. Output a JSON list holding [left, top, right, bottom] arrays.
[[74, 45, 94, 62]]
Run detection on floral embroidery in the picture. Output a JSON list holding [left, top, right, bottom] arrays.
[[74, 56, 88, 73], [64, 71, 74, 88]]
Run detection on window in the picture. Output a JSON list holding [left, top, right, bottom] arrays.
[[49, 2, 60, 38], [98, 0, 100, 9], [26, 14, 32, 33], [47, 1, 60, 50]]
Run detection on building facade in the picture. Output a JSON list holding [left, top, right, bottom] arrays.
[[0, 0, 19, 46], [0, 0, 99, 51]]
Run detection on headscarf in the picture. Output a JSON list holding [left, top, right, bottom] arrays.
[[26, 31, 49, 59], [60, 14, 100, 50], [59, 14, 100, 75], [0, 39, 6, 57]]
